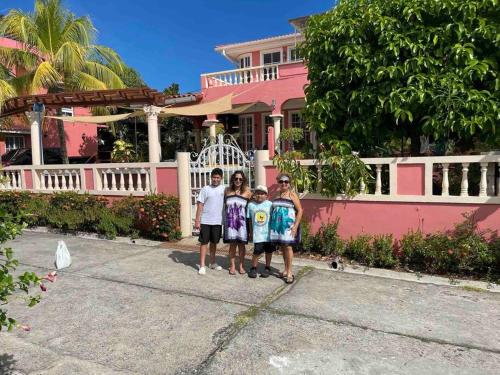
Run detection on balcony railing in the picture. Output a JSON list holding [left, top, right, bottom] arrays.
[[202, 64, 280, 88]]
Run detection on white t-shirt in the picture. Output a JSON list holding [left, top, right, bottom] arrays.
[[197, 184, 225, 225]]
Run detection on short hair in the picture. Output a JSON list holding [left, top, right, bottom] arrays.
[[211, 168, 223, 177]]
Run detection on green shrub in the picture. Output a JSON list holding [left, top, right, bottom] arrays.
[[96, 210, 134, 239], [400, 230, 428, 270], [372, 234, 397, 268], [306, 219, 345, 256], [137, 194, 181, 241], [345, 234, 373, 265]]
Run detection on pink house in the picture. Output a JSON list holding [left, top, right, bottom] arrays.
[[0, 37, 98, 161], [192, 17, 311, 153]]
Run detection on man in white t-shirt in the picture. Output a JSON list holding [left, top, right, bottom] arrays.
[[194, 168, 225, 275]]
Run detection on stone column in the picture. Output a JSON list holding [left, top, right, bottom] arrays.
[[176, 152, 192, 237], [144, 105, 162, 163], [254, 150, 269, 187], [193, 128, 201, 151], [203, 120, 219, 144], [26, 111, 43, 166], [270, 114, 283, 154]]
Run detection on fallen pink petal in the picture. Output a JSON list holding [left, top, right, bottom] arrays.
[[40, 283, 47, 292], [19, 324, 31, 332]]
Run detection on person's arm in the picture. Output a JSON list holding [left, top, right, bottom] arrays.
[[290, 192, 303, 237], [246, 205, 253, 242], [194, 202, 203, 230]]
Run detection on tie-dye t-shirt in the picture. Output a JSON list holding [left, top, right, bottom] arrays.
[[247, 200, 272, 243]]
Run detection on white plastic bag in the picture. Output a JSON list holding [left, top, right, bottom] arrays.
[[55, 240, 71, 269]]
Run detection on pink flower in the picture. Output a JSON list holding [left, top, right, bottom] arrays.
[[43, 271, 57, 283], [40, 283, 47, 292], [19, 324, 31, 331], [448, 249, 454, 255]]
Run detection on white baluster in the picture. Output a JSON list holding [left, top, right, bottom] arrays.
[[136, 169, 144, 192], [67, 171, 74, 190], [5, 173, 12, 189], [128, 170, 134, 191], [460, 163, 469, 197], [46, 171, 52, 190], [375, 164, 382, 195], [441, 163, 449, 196], [40, 172, 46, 190], [145, 170, 150, 192], [119, 170, 126, 191], [61, 171, 67, 190], [479, 162, 488, 197], [359, 179, 366, 195], [11, 172, 17, 189], [102, 170, 109, 191], [75, 172, 81, 190], [111, 170, 117, 191], [53, 172, 59, 190]]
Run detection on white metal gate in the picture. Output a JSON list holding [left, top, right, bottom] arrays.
[[190, 134, 254, 228]]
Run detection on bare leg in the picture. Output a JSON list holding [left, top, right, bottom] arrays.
[[200, 244, 208, 268], [265, 252, 273, 268], [285, 246, 294, 279], [252, 253, 260, 268], [281, 246, 288, 277], [238, 243, 246, 274], [229, 244, 236, 274], [209, 242, 217, 266]]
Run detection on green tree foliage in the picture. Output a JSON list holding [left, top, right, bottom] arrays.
[[0, 0, 126, 163], [302, 0, 499, 155], [163, 83, 180, 96], [117, 65, 146, 88]]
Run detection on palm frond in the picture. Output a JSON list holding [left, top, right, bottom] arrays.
[[91, 45, 124, 73], [9, 71, 35, 95], [0, 79, 17, 108], [34, 0, 66, 54], [0, 10, 39, 47], [67, 71, 107, 91], [83, 61, 125, 89], [61, 15, 94, 46], [31, 61, 62, 93], [0, 46, 39, 71], [53, 41, 86, 73]]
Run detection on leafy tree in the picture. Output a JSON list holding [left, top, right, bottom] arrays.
[[0, 207, 43, 331], [302, 0, 499, 155], [117, 65, 146, 88], [163, 83, 179, 96], [0, 0, 126, 163]]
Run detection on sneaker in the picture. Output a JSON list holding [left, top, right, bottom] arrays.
[[261, 266, 271, 278], [248, 267, 258, 278], [198, 266, 207, 275], [210, 263, 223, 271]]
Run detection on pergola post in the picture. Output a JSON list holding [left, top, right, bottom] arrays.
[[203, 120, 219, 145], [144, 105, 162, 163], [25, 105, 44, 166]]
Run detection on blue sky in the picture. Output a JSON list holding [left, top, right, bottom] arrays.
[[2, 0, 334, 93]]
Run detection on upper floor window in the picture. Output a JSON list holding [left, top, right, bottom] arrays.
[[288, 46, 302, 62], [61, 107, 74, 116], [5, 135, 25, 152], [262, 50, 281, 65], [239, 55, 251, 69]]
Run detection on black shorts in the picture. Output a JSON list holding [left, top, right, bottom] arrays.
[[253, 242, 275, 255], [198, 224, 222, 245]]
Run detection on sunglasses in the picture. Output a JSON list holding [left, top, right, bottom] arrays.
[[234, 177, 243, 181], [278, 180, 290, 184]]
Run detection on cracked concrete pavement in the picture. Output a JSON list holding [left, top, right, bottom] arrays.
[[1, 231, 499, 374]]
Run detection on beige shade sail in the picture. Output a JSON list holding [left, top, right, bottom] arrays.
[[160, 94, 232, 116], [218, 102, 258, 114], [45, 111, 142, 124]]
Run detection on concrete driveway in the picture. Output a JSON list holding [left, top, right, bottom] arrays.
[[1, 231, 499, 374]]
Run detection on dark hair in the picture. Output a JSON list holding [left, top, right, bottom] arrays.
[[230, 170, 249, 193], [211, 168, 223, 177]]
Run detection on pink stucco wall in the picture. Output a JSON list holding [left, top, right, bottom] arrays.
[[156, 167, 178, 195], [264, 166, 500, 240], [201, 62, 307, 114], [84, 169, 94, 190], [397, 164, 425, 195], [24, 170, 33, 189]]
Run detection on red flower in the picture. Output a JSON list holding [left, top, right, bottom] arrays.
[[43, 271, 57, 283], [448, 249, 454, 255]]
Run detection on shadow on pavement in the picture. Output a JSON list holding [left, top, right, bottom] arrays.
[[0, 353, 16, 375], [167, 250, 283, 277]]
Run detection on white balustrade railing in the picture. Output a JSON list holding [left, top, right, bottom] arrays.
[[274, 154, 499, 203], [97, 167, 151, 193], [202, 64, 280, 87], [39, 169, 82, 191], [0, 169, 23, 190]]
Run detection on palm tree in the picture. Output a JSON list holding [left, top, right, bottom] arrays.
[[0, 0, 125, 163]]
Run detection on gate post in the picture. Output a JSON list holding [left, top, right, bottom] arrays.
[[177, 152, 192, 237], [254, 150, 269, 187]]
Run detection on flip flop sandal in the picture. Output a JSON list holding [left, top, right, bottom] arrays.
[[238, 270, 247, 275], [229, 270, 236, 275], [285, 275, 295, 284]]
